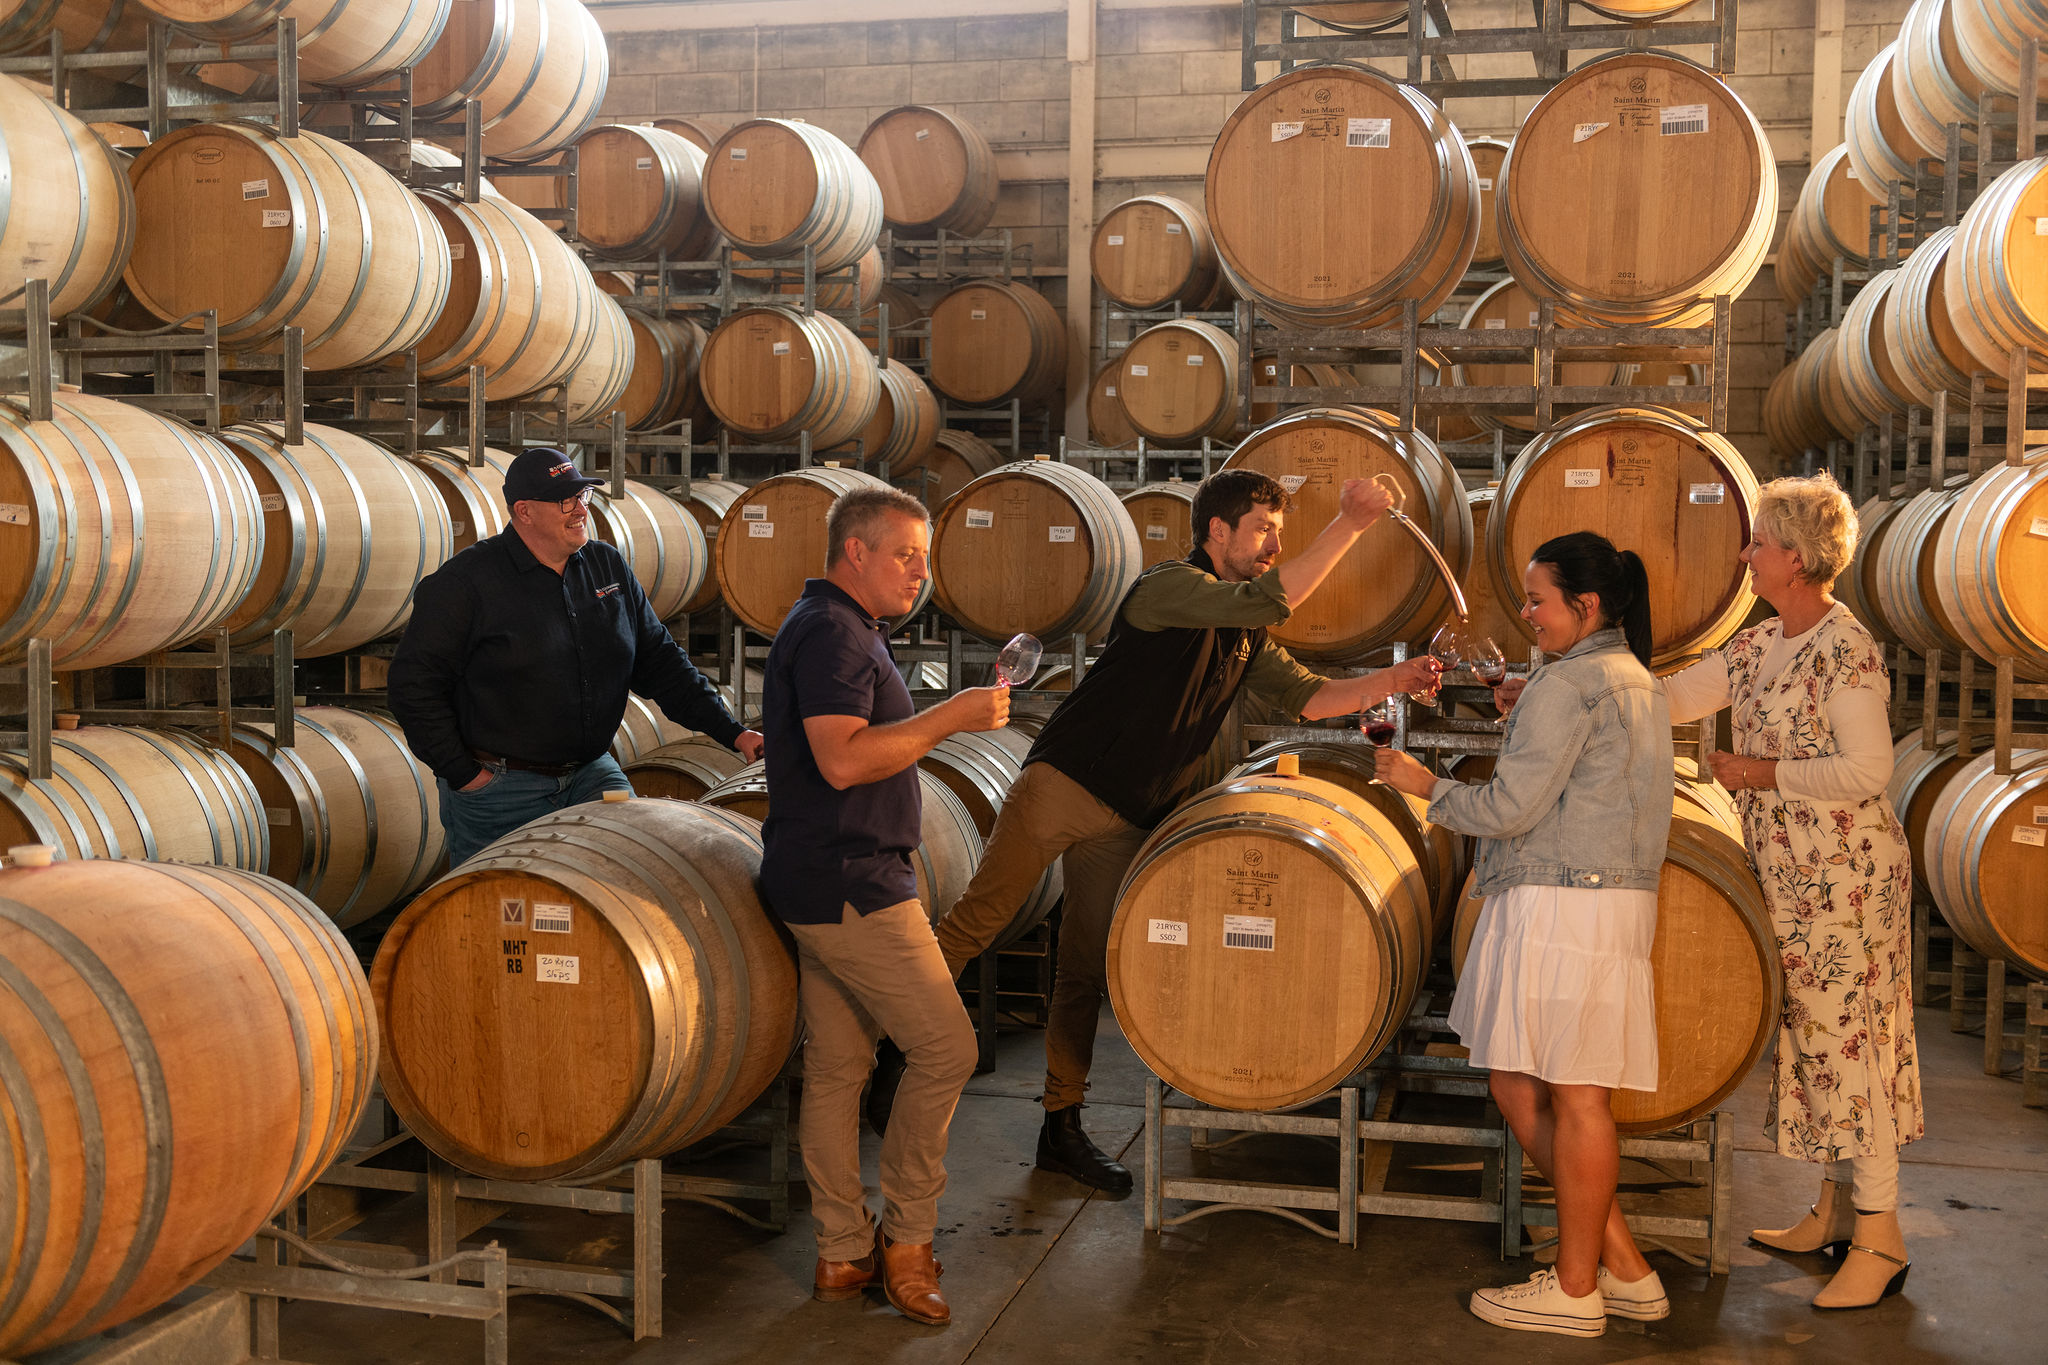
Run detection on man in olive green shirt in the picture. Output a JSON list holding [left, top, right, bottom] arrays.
[[926, 469, 1442, 1191]]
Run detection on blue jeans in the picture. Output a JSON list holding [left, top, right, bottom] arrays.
[[437, 755, 632, 867]]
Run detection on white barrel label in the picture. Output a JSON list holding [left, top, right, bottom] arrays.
[[1106, 234, 1124, 245], [1223, 915, 1275, 951], [1346, 118, 1390, 148], [1271, 121, 1304, 142], [966, 508, 994, 528], [537, 955, 581, 983], [1690, 483, 1726, 504], [741, 505, 768, 520], [0, 504, 26, 526], [1145, 525, 1168, 540], [242, 179, 268, 200], [2014, 826, 2046, 847], [1660, 104, 1708, 135], [1573, 122, 1609, 143], [1565, 468, 1601, 488], [1049, 526, 1076, 543], [1148, 919, 1188, 945], [747, 522, 774, 538], [532, 903, 574, 933], [1130, 364, 1149, 376]]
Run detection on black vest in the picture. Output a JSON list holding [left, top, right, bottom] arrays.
[[1027, 547, 1267, 827]]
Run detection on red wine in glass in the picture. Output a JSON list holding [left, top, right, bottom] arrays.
[[1363, 720, 1397, 747], [1472, 659, 1507, 685]]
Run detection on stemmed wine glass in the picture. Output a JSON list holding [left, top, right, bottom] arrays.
[[1467, 634, 1508, 687], [1359, 699, 1397, 748], [1409, 623, 1464, 703], [995, 633, 1042, 687]]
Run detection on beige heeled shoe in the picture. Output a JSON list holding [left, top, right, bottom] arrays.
[[1751, 1176, 1855, 1255], [1812, 1210, 1911, 1310]]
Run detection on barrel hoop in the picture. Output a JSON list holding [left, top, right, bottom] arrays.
[[292, 428, 376, 653], [241, 725, 332, 896], [227, 128, 321, 343], [298, 714, 380, 921], [482, 202, 554, 380], [149, 422, 233, 647], [0, 1028, 53, 1341], [47, 101, 96, 304], [46, 396, 146, 665], [0, 408, 80, 651], [222, 429, 313, 641], [114, 728, 226, 863], [0, 899, 172, 1335], [0, 763, 72, 850], [295, 135, 379, 356], [40, 759, 123, 860], [323, 0, 449, 87], [179, 730, 270, 871], [50, 738, 157, 860], [368, 712, 435, 904]]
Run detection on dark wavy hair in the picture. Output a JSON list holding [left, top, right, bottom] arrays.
[[1191, 468, 1289, 548], [1529, 531, 1654, 665]]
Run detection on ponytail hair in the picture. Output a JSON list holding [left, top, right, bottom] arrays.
[[1529, 531, 1656, 666]]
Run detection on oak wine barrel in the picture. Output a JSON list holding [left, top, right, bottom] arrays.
[[215, 422, 453, 657], [838, 358, 941, 467], [868, 282, 928, 362], [1499, 52, 1777, 326], [621, 735, 749, 801], [0, 391, 262, 670], [1116, 319, 1242, 443], [1120, 479, 1196, 571], [372, 798, 796, 1180], [1466, 135, 1511, 269], [1087, 357, 1139, 450], [732, 242, 884, 311], [1224, 406, 1472, 660], [1452, 277, 1635, 433], [929, 458, 1142, 644], [890, 426, 1002, 510], [857, 105, 998, 239], [1106, 771, 1440, 1110], [1206, 60, 1478, 328], [1089, 195, 1223, 310], [703, 118, 882, 274], [412, 0, 607, 161], [650, 117, 721, 153], [0, 858, 374, 1357], [588, 476, 709, 622], [610, 693, 697, 767], [1777, 144, 1875, 307], [1894, 0, 1988, 159], [551, 289, 635, 425], [1953, 0, 2048, 98], [223, 707, 443, 927], [616, 312, 711, 433], [134, 0, 451, 86], [568, 122, 717, 261], [1845, 44, 1924, 204], [1834, 268, 1918, 428], [698, 306, 881, 448], [1487, 406, 1761, 666], [1872, 479, 1973, 659], [671, 475, 745, 617], [1841, 493, 1912, 648], [0, 0, 150, 65], [0, 73, 134, 328], [714, 465, 929, 637], [0, 725, 266, 869], [1942, 155, 2048, 384], [917, 729, 1063, 950], [1461, 485, 1535, 659], [125, 122, 451, 370], [1927, 747, 2048, 976], [410, 445, 509, 552], [1887, 728, 1975, 901], [925, 279, 1066, 406], [1930, 448, 2048, 678], [1884, 225, 1987, 404]]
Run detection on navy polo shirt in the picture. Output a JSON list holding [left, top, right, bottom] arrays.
[[759, 579, 921, 925]]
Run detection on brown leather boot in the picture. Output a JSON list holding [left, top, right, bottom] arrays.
[[1812, 1211, 1911, 1310], [1751, 1177, 1855, 1255], [878, 1233, 949, 1325], [812, 1246, 879, 1302]]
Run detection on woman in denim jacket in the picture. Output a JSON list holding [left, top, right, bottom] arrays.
[[1379, 532, 1673, 1338]]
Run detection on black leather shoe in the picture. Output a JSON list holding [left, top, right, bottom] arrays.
[[865, 1038, 907, 1138], [1036, 1105, 1133, 1195]]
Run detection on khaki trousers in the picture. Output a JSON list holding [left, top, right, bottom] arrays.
[[934, 763, 1150, 1110], [785, 900, 978, 1258]]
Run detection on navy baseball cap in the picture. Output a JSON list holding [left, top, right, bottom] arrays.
[[502, 447, 603, 509]]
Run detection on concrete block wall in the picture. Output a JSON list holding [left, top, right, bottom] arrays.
[[599, 0, 1897, 475]]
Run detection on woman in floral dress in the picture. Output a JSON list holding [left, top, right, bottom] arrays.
[[1664, 472, 1922, 1310]]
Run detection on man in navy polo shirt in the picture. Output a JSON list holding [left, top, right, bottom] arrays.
[[389, 447, 761, 865], [761, 485, 1007, 1327]]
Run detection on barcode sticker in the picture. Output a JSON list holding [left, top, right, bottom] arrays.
[[1049, 526, 1076, 543], [1145, 524, 1168, 540], [532, 903, 573, 933], [262, 210, 290, 228], [966, 508, 994, 528], [1565, 468, 1601, 488], [1104, 386, 1116, 397], [748, 522, 774, 538], [1165, 222, 1183, 234], [1223, 914, 1275, 951], [915, 128, 930, 140], [259, 493, 285, 512], [635, 157, 653, 169], [729, 147, 747, 159], [1574, 122, 1609, 143], [1271, 121, 1304, 142], [742, 504, 768, 520], [2034, 804, 2048, 824], [449, 243, 465, 259], [0, 504, 26, 526], [2030, 517, 2048, 537], [1347, 117, 1390, 148], [1278, 474, 1308, 493], [266, 807, 291, 826], [242, 178, 268, 200], [971, 309, 987, 320], [1483, 317, 1507, 330], [1106, 234, 1124, 245], [537, 954, 580, 983], [1148, 919, 1188, 945], [1477, 177, 1493, 190], [1690, 482, 1726, 504], [1186, 353, 1204, 366], [772, 341, 791, 355], [2014, 826, 2047, 847], [1528, 310, 1541, 327], [1660, 103, 1708, 135], [1130, 364, 1149, 376]]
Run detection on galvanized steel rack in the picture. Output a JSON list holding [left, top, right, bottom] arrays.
[[1238, 0, 1739, 96], [1059, 435, 1232, 491], [884, 228, 1036, 285]]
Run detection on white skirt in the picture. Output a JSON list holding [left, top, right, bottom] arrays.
[[1449, 883, 1660, 1092]]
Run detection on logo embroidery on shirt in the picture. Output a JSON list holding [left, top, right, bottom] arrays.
[[594, 582, 622, 598]]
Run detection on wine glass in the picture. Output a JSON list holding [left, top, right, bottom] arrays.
[[1359, 699, 1397, 748], [1467, 634, 1508, 687], [1408, 624, 1462, 703], [995, 633, 1043, 687]]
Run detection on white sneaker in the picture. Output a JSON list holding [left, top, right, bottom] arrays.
[[1597, 1265, 1671, 1321], [1469, 1268, 1607, 1337]]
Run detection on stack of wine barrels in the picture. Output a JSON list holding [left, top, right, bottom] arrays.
[[704, 118, 883, 274], [672, 475, 746, 617], [0, 74, 134, 326], [372, 798, 798, 1180], [409, 0, 609, 162], [567, 122, 718, 261], [621, 735, 750, 801], [615, 311, 713, 434], [1499, 53, 1777, 326], [0, 725, 267, 869], [0, 858, 376, 1358], [839, 359, 942, 467], [1205, 61, 1478, 328], [698, 306, 881, 448], [890, 427, 1004, 509], [713, 465, 929, 636], [1452, 278, 1636, 432], [1090, 195, 1223, 310], [1114, 319, 1242, 443], [140, 0, 450, 87], [857, 105, 999, 239], [1487, 407, 1760, 667], [1120, 480, 1197, 571], [1894, 0, 1987, 161], [1777, 144, 1878, 307], [1223, 407, 1471, 659], [585, 477, 708, 622], [926, 279, 1067, 407], [929, 458, 1142, 644], [1953, 0, 2048, 99], [0, 391, 263, 669]]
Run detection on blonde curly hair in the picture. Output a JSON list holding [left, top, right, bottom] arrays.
[[1755, 472, 1858, 588]]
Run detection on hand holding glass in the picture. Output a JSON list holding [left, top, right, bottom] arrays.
[[1359, 700, 1396, 748], [995, 633, 1042, 687]]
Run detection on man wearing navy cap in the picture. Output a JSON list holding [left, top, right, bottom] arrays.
[[389, 448, 762, 865]]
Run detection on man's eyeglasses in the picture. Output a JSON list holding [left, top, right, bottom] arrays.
[[554, 488, 596, 514]]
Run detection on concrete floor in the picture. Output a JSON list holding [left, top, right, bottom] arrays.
[[276, 1002, 2048, 1365]]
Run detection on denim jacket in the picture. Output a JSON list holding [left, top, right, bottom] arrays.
[[1428, 628, 1673, 895]]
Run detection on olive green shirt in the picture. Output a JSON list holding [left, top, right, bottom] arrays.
[[1121, 560, 1327, 721]]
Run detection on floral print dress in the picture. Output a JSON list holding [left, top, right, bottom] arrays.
[[1724, 608, 1923, 1160]]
